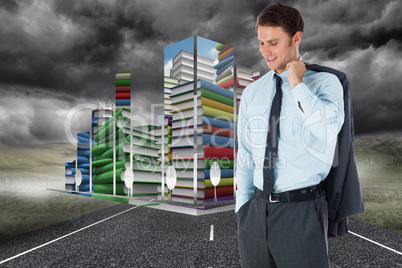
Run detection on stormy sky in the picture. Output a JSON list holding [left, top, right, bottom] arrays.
[[0, 0, 401, 144]]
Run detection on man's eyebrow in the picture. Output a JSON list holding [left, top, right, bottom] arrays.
[[258, 38, 280, 43]]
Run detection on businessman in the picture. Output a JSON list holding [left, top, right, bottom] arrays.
[[236, 3, 345, 267]]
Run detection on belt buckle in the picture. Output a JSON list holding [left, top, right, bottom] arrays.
[[269, 193, 280, 203]]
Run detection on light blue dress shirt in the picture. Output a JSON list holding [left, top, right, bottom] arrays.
[[235, 67, 345, 212]]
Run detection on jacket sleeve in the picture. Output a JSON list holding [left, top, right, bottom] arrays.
[[305, 64, 365, 237]]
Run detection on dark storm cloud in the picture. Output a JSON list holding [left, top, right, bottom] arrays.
[[300, 0, 402, 59], [0, 0, 19, 13], [0, 0, 401, 143]]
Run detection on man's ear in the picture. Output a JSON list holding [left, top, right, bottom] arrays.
[[293, 31, 302, 47]]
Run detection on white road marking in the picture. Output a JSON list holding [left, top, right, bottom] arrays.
[[210, 225, 214, 241], [0, 206, 139, 265], [349, 231, 402, 256]]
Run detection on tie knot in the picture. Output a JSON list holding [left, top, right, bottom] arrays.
[[274, 73, 282, 84]]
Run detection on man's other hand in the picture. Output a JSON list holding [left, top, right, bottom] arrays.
[[287, 60, 306, 89]]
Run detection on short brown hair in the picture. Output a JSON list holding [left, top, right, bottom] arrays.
[[256, 3, 304, 37]]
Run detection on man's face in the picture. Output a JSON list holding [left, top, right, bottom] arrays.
[[257, 26, 299, 74]]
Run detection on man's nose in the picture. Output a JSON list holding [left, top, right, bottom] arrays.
[[260, 45, 271, 56]]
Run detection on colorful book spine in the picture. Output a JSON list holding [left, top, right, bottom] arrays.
[[115, 69, 131, 109]]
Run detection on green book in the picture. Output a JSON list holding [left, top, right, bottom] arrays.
[[92, 158, 113, 167], [97, 128, 158, 147], [204, 159, 234, 169], [93, 169, 125, 184], [93, 159, 160, 175], [171, 88, 234, 107], [120, 69, 130, 73], [94, 108, 130, 137], [95, 117, 130, 142], [93, 182, 159, 196], [93, 169, 161, 184], [115, 79, 131, 87], [94, 142, 159, 161]]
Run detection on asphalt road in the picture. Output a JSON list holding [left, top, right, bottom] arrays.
[[0, 204, 401, 267]]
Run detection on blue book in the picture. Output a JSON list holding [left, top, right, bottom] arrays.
[[116, 99, 130, 106], [78, 163, 91, 169], [171, 134, 237, 148], [65, 182, 75, 191], [171, 116, 235, 130], [213, 55, 234, 70], [80, 175, 91, 184], [216, 60, 234, 76], [78, 183, 92, 192], [77, 155, 90, 164], [65, 160, 75, 167], [77, 148, 90, 158], [175, 168, 234, 179], [170, 79, 234, 99], [78, 168, 90, 176], [65, 161, 76, 175], [77, 132, 91, 139]]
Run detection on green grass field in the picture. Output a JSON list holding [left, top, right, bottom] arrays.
[[0, 131, 401, 241], [0, 143, 117, 241], [351, 132, 402, 234]]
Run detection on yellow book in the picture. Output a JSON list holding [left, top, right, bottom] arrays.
[[171, 97, 233, 114], [218, 47, 234, 61], [171, 105, 234, 122]]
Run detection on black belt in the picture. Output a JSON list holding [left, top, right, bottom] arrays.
[[254, 184, 323, 203]]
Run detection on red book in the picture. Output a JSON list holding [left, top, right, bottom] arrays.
[[116, 86, 130, 93], [218, 78, 254, 89], [115, 93, 131, 99], [172, 185, 234, 199], [218, 45, 231, 56], [171, 145, 236, 160]]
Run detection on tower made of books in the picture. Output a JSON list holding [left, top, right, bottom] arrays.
[[164, 36, 238, 209], [90, 70, 161, 199]]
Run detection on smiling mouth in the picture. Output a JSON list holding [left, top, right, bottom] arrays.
[[266, 57, 277, 63]]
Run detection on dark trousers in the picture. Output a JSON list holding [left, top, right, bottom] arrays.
[[237, 192, 329, 268]]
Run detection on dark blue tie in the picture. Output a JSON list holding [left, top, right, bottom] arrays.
[[263, 74, 282, 197]]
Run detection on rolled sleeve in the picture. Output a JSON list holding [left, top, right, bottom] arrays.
[[291, 74, 344, 142]]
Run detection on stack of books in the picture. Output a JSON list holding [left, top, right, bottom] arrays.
[[77, 132, 93, 192], [152, 125, 172, 166], [214, 43, 258, 111], [164, 76, 178, 116], [91, 108, 162, 197], [115, 69, 131, 110], [65, 160, 75, 191], [92, 108, 113, 134], [251, 70, 261, 81], [169, 79, 236, 208], [170, 50, 215, 85]]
